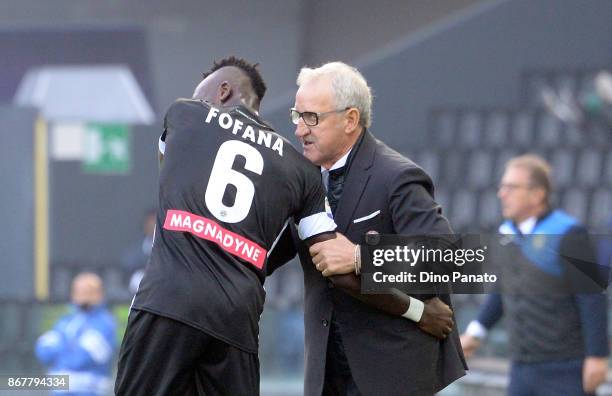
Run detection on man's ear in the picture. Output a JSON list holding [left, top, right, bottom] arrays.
[[344, 108, 361, 134], [532, 187, 547, 207], [217, 81, 232, 104]]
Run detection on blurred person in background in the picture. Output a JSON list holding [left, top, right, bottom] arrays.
[[35, 272, 116, 396], [268, 61, 466, 396], [460, 154, 609, 396], [598, 216, 612, 284], [119, 208, 156, 294]]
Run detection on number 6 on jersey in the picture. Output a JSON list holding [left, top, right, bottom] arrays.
[[204, 140, 264, 223]]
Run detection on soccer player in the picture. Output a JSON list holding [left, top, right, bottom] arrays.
[[114, 57, 337, 396]]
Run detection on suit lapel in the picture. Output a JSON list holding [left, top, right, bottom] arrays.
[[334, 131, 376, 233]]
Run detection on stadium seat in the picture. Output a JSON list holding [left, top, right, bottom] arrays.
[[511, 112, 534, 147], [451, 189, 477, 232], [550, 148, 575, 188], [563, 123, 584, 147], [433, 111, 456, 148], [441, 150, 464, 186], [415, 150, 440, 183], [468, 152, 494, 188], [603, 151, 612, 183], [576, 148, 603, 187], [459, 112, 482, 148], [536, 114, 562, 148], [478, 189, 500, 230], [562, 188, 588, 223], [484, 111, 509, 148], [590, 189, 612, 229]]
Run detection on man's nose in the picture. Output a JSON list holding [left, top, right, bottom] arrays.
[[294, 121, 309, 137]]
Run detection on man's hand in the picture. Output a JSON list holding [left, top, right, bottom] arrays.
[[309, 233, 355, 276], [416, 297, 454, 340], [583, 356, 608, 393], [459, 334, 481, 358]]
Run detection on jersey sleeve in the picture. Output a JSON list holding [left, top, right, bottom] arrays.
[[159, 130, 167, 155], [159, 98, 195, 155], [295, 170, 336, 240]]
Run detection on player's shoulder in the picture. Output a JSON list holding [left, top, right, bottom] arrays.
[[166, 98, 208, 115], [164, 98, 209, 124]]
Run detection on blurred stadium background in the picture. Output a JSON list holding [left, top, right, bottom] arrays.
[[0, 0, 611, 395]]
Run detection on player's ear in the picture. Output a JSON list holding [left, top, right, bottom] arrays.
[[217, 81, 232, 104]]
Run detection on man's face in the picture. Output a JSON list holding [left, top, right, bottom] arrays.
[[497, 165, 543, 222], [294, 77, 348, 169], [71, 275, 103, 307]]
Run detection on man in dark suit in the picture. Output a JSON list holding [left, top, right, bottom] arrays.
[[268, 62, 466, 396]]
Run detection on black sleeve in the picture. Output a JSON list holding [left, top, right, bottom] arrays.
[[476, 294, 504, 329], [266, 225, 297, 276], [561, 225, 608, 292], [561, 226, 609, 357]]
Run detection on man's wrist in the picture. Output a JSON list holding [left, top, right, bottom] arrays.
[[354, 244, 361, 275], [401, 297, 425, 322], [465, 320, 488, 340]]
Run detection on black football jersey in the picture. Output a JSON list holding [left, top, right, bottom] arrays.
[[132, 99, 336, 353]]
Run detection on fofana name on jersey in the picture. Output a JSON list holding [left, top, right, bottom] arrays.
[[206, 106, 284, 156]]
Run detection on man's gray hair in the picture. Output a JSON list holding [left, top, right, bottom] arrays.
[[297, 62, 373, 128]]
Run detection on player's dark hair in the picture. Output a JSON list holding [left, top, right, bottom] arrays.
[[202, 56, 267, 104]]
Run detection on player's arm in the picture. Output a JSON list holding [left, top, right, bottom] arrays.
[[307, 234, 453, 339], [266, 226, 299, 276], [306, 166, 455, 339]]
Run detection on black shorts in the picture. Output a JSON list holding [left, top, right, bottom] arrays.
[[115, 309, 259, 396]]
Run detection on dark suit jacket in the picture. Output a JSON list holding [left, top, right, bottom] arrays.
[[269, 131, 467, 395]]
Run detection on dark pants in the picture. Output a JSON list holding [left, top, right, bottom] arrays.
[[322, 315, 362, 396], [508, 359, 594, 396], [115, 309, 259, 396]]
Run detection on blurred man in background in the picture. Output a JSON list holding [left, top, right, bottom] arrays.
[[35, 272, 116, 396], [460, 154, 609, 395]]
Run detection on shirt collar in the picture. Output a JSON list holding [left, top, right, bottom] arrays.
[[517, 216, 537, 235], [321, 148, 352, 174]]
